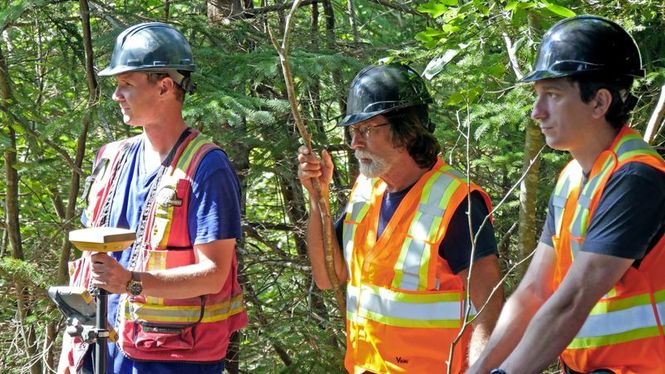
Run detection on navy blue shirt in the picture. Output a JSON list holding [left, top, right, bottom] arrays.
[[540, 162, 665, 262], [336, 189, 498, 274]]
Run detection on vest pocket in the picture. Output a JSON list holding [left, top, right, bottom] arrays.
[[131, 321, 195, 352]]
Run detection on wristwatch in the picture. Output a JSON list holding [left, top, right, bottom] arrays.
[[126, 271, 143, 296], [489, 369, 507, 374]]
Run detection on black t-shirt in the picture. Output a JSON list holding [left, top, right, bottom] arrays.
[[539, 162, 665, 262], [335, 189, 498, 275]]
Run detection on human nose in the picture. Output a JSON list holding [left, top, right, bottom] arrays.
[[347, 128, 365, 149], [531, 95, 547, 121], [112, 86, 124, 102]]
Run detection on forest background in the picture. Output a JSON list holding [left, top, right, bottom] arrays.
[[0, 0, 663, 373]]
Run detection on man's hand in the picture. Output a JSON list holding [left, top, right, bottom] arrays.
[[297, 146, 334, 195], [90, 252, 131, 294]]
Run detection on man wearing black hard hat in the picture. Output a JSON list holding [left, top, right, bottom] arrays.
[[58, 23, 247, 373], [297, 64, 503, 373], [468, 15, 665, 374]]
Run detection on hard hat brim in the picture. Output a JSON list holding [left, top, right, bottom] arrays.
[[338, 112, 382, 127], [520, 69, 570, 83], [338, 103, 420, 127], [98, 65, 195, 77]]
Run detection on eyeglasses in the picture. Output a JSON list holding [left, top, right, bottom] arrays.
[[348, 123, 390, 140]]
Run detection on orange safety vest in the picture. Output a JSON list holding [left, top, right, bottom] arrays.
[[342, 156, 492, 373], [63, 130, 247, 370], [550, 127, 665, 373]]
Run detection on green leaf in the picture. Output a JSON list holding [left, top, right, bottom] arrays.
[[447, 92, 465, 105], [420, 27, 448, 38], [0, 0, 48, 30], [418, 2, 449, 18], [504, 1, 520, 11], [415, 27, 448, 48], [543, 3, 576, 18], [505, 1, 537, 12], [476, 2, 490, 16], [442, 24, 460, 33]]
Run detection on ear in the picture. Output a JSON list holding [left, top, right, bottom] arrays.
[[159, 77, 175, 97], [590, 88, 612, 120]]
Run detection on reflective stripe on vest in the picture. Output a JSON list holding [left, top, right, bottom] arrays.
[[149, 134, 214, 251], [569, 293, 662, 349], [655, 289, 665, 330], [615, 133, 662, 162], [343, 176, 376, 268], [553, 129, 660, 254], [552, 164, 577, 238], [347, 284, 462, 328], [392, 166, 460, 291], [128, 294, 245, 324], [568, 155, 615, 254]]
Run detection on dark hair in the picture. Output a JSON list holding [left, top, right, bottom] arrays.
[[571, 75, 636, 129], [146, 71, 187, 103], [383, 105, 440, 169]]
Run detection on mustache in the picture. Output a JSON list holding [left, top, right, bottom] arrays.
[[355, 150, 375, 159]]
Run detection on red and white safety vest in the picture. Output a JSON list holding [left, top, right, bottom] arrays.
[[62, 130, 247, 370]]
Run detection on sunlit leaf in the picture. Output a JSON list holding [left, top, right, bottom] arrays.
[[418, 2, 449, 18], [543, 3, 576, 18]]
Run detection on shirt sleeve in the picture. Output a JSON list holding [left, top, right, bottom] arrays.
[[188, 149, 243, 245], [539, 194, 556, 247], [440, 191, 499, 274], [335, 211, 344, 248], [582, 162, 665, 260]]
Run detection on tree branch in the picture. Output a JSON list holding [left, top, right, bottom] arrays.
[[503, 32, 523, 80], [644, 85, 665, 144], [226, 0, 318, 20], [267, 0, 346, 316], [368, 0, 429, 18]]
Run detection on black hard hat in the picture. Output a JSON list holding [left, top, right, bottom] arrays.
[[339, 64, 432, 127], [99, 22, 195, 78], [521, 15, 644, 83]]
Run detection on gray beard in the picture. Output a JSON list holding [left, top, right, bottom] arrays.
[[355, 150, 389, 178]]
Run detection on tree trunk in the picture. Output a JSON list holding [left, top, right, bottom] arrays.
[[0, 38, 42, 374], [347, 0, 359, 44], [517, 124, 543, 272], [47, 1, 98, 370], [208, 0, 244, 22], [516, 13, 545, 276]]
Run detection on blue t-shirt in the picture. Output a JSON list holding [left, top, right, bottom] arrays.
[[335, 189, 498, 274], [82, 135, 242, 373], [539, 162, 665, 264]]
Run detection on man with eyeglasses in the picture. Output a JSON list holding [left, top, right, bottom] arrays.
[[297, 64, 503, 373]]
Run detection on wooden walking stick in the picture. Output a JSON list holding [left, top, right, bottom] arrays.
[[267, 0, 345, 316]]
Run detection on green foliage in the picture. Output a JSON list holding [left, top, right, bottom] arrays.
[[0, 0, 663, 373]]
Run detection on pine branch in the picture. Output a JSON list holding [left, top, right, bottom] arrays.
[[368, 0, 429, 18]]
